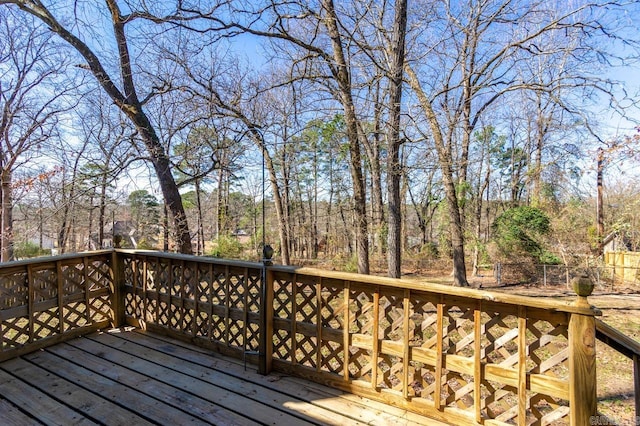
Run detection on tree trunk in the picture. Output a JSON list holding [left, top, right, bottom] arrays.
[[386, 0, 408, 278], [406, 64, 468, 286], [216, 167, 224, 238], [365, 80, 385, 258], [10, 2, 193, 254], [322, 0, 369, 274], [195, 179, 204, 255], [0, 170, 14, 261]]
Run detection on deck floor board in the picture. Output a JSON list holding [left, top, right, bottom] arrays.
[[0, 329, 448, 425]]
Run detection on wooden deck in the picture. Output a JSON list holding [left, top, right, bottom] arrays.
[[0, 328, 448, 426]]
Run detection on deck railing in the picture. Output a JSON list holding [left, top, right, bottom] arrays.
[[0, 250, 604, 425], [0, 251, 114, 362]]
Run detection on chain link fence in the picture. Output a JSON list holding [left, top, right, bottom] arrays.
[[494, 262, 640, 289]]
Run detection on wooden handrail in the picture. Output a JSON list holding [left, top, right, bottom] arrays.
[[595, 319, 640, 419], [1, 251, 618, 425], [267, 265, 599, 425], [271, 265, 602, 316]]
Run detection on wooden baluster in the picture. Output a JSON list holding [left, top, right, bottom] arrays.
[[54, 260, 63, 334], [435, 295, 444, 410], [403, 289, 410, 400], [473, 301, 481, 423], [316, 277, 322, 373], [372, 286, 380, 390], [83, 257, 91, 325], [260, 266, 274, 374], [343, 281, 351, 382], [109, 250, 125, 328], [291, 273, 298, 365], [517, 306, 527, 426]]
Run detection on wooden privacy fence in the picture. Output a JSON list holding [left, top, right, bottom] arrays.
[[0, 250, 605, 425]]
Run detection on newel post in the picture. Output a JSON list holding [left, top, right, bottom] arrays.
[[259, 245, 274, 375], [568, 275, 597, 426], [110, 249, 126, 328]]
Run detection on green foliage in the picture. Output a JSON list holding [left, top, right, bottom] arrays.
[[419, 241, 439, 259], [455, 181, 471, 209], [538, 250, 562, 265], [208, 235, 244, 258], [136, 239, 156, 250], [472, 241, 491, 265], [181, 191, 197, 209], [492, 206, 552, 262], [344, 254, 358, 273], [14, 241, 50, 259]]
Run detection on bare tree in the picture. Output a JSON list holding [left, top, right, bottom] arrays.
[[77, 96, 133, 249], [0, 0, 194, 253], [405, 0, 638, 285], [200, 1, 371, 273], [0, 8, 77, 261]]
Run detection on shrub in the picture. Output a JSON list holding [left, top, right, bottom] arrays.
[[492, 206, 553, 263], [14, 241, 51, 259], [208, 235, 244, 258]]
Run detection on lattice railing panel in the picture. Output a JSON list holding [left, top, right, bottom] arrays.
[[121, 254, 263, 359], [526, 314, 570, 425], [32, 267, 57, 303], [60, 263, 83, 297], [440, 302, 476, 412], [478, 310, 520, 423], [320, 339, 344, 374], [265, 268, 595, 426], [0, 269, 28, 310], [156, 259, 171, 295], [210, 314, 225, 341], [320, 281, 343, 329], [273, 278, 292, 319], [350, 286, 375, 335], [1, 316, 29, 349], [0, 253, 598, 425], [195, 311, 210, 338], [1, 253, 113, 359], [406, 295, 439, 402], [376, 291, 405, 393], [89, 295, 111, 323], [273, 328, 292, 361], [197, 263, 212, 303], [62, 301, 88, 331], [145, 258, 159, 292], [348, 347, 373, 381]]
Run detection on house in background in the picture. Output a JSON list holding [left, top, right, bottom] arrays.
[[102, 221, 138, 248], [231, 229, 251, 245]]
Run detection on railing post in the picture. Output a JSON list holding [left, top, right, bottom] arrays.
[[110, 250, 126, 328], [259, 246, 274, 375], [569, 275, 597, 426]]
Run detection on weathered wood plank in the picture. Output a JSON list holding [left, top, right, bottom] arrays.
[[0, 358, 148, 426], [44, 341, 256, 425], [126, 330, 447, 426], [82, 331, 354, 426], [0, 370, 97, 426], [569, 310, 597, 425], [20, 351, 208, 426], [0, 398, 43, 426]]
